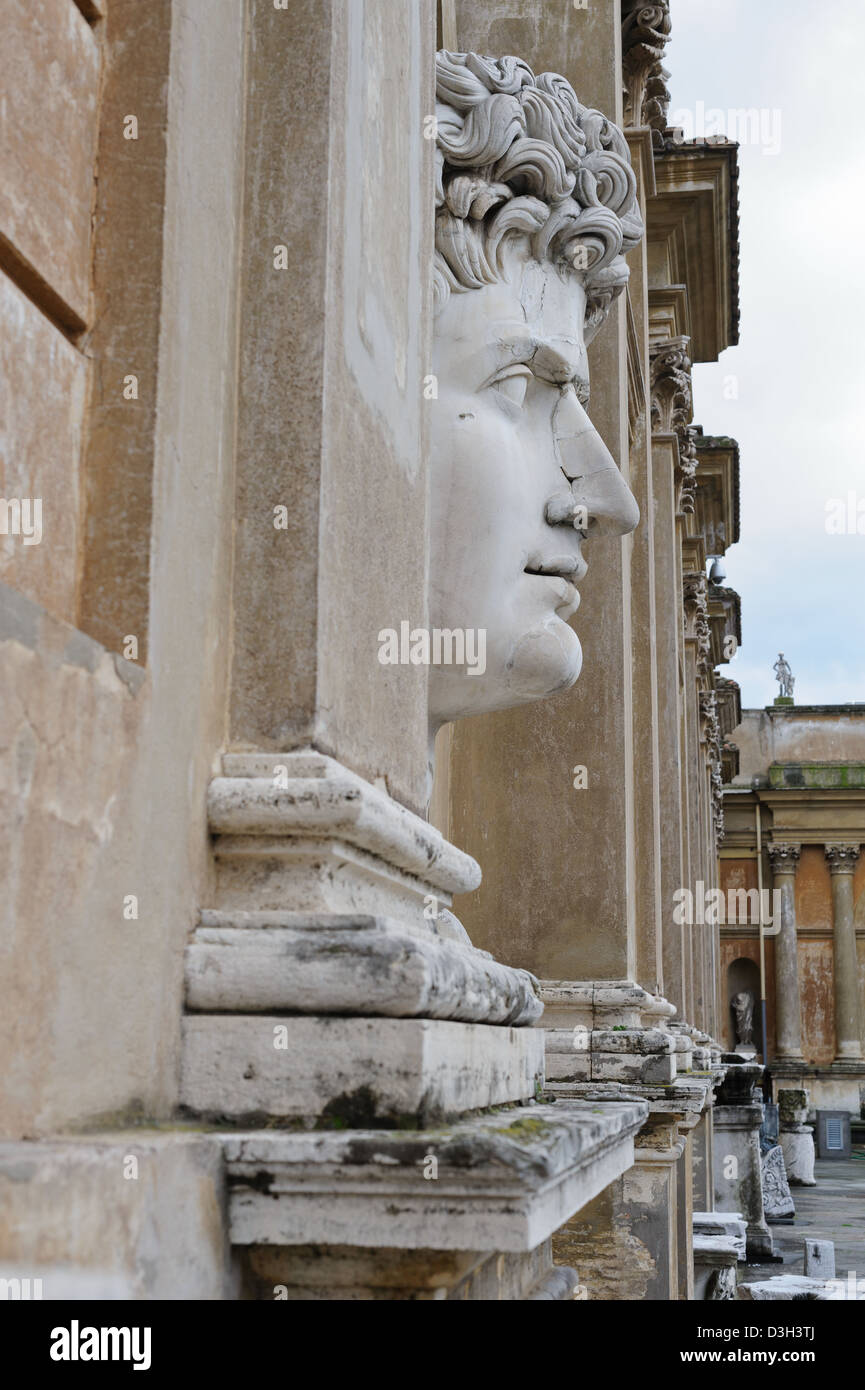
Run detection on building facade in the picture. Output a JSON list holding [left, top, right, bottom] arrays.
[[723, 703, 865, 1115], [0, 0, 755, 1300]]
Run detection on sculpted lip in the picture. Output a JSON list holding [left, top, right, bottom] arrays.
[[524, 564, 583, 619]]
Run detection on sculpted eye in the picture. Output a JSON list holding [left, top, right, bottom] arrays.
[[491, 365, 531, 409]]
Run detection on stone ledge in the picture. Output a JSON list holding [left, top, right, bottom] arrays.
[[545, 1075, 714, 1123], [181, 1015, 546, 1125], [222, 1099, 648, 1252], [186, 914, 541, 1026]]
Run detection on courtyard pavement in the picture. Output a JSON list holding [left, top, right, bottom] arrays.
[[745, 1153, 865, 1284]]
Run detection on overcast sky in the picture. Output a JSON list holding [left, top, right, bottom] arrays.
[[665, 0, 865, 708]]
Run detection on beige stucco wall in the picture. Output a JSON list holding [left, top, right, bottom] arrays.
[[0, 0, 246, 1139]]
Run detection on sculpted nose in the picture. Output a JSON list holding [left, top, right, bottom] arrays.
[[545, 387, 639, 538]]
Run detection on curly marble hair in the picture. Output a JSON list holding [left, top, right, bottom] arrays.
[[435, 52, 643, 336]]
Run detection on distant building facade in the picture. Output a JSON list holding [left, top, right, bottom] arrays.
[[723, 704, 865, 1113], [0, 0, 762, 1300]]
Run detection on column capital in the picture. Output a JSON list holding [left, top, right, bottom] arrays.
[[825, 844, 860, 875], [767, 842, 801, 874], [650, 335, 692, 434]]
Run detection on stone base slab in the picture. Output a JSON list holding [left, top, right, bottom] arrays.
[[223, 1099, 647, 1252], [545, 1075, 713, 1123], [181, 1015, 545, 1125]]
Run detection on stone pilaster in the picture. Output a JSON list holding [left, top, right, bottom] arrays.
[[692, 1107, 716, 1213], [767, 842, 803, 1062], [171, 2, 652, 1300], [825, 845, 863, 1060], [551, 1080, 713, 1300]]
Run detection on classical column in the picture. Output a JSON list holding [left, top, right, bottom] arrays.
[[825, 845, 863, 1060], [767, 843, 803, 1061]]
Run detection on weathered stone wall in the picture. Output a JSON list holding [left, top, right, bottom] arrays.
[[732, 708, 865, 776], [0, 0, 246, 1138]]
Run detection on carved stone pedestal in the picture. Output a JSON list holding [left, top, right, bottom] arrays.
[[780, 1127, 817, 1187], [179, 762, 648, 1298], [182, 755, 545, 1127], [713, 1062, 774, 1260], [778, 1088, 816, 1186]]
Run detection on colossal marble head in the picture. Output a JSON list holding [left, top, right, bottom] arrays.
[[430, 52, 643, 731]]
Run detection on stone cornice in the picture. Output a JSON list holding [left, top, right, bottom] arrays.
[[707, 585, 741, 666], [694, 432, 740, 550], [224, 1100, 649, 1252]]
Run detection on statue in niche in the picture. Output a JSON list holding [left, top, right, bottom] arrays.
[[731, 989, 755, 1050], [773, 652, 794, 698], [428, 52, 643, 768]]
